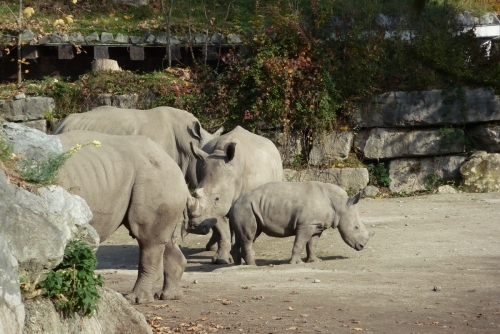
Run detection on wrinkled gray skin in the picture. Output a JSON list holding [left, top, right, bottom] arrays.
[[57, 131, 190, 304], [53, 105, 222, 188], [187, 126, 283, 264], [229, 181, 373, 265]]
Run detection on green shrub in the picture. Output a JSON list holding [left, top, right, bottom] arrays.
[[18, 141, 101, 185], [368, 162, 391, 188], [38, 241, 104, 318], [18, 152, 70, 184], [0, 138, 13, 162]]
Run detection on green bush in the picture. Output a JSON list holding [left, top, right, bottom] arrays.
[[38, 241, 103, 318], [0, 137, 13, 162], [368, 162, 391, 188], [18, 141, 101, 184]]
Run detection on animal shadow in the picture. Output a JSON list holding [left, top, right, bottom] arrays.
[[96, 244, 139, 270]]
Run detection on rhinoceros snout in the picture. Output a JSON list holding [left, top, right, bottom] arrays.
[[187, 218, 217, 235], [356, 244, 364, 251]]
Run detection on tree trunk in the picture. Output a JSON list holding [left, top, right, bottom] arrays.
[[91, 59, 121, 72]]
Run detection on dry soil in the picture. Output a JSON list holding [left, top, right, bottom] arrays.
[[96, 192, 500, 334]]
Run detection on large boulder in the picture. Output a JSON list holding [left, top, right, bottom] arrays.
[[284, 167, 369, 192], [0, 235, 24, 334], [388, 156, 466, 193], [350, 88, 500, 128], [23, 288, 152, 334], [308, 131, 353, 165], [460, 151, 500, 192], [0, 169, 98, 282], [354, 128, 465, 159], [467, 124, 500, 153]]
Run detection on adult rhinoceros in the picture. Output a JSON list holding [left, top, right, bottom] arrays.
[[229, 181, 373, 265], [53, 106, 222, 188], [57, 130, 189, 304], [186, 126, 283, 264]]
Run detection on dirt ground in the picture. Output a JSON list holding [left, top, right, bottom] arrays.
[[95, 192, 500, 334]]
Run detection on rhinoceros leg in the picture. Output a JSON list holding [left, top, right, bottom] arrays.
[[212, 218, 234, 264], [125, 194, 186, 303], [205, 228, 219, 251], [155, 239, 187, 300], [290, 225, 318, 264], [306, 232, 323, 263], [126, 242, 165, 304]]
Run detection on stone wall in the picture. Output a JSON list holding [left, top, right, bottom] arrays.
[[2, 87, 499, 194], [350, 88, 500, 193]]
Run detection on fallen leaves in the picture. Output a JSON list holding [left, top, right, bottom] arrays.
[[148, 316, 230, 333]]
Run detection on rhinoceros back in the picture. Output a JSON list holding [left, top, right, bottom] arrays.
[[208, 126, 283, 193], [54, 106, 202, 161], [56, 130, 187, 241]]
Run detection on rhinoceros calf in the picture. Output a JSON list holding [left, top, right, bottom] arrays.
[[57, 130, 189, 304], [229, 181, 372, 265], [53, 105, 222, 188], [186, 126, 283, 264]]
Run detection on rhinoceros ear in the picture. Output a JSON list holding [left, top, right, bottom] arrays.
[[225, 142, 237, 162], [347, 191, 362, 206], [190, 142, 209, 161], [191, 121, 203, 141]]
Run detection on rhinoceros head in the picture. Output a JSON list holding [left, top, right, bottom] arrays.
[[184, 123, 223, 189], [336, 191, 373, 251], [185, 141, 239, 234]]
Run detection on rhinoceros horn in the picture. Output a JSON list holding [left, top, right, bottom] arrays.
[[187, 192, 202, 217], [190, 142, 209, 161]]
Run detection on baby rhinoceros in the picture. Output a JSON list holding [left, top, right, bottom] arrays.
[[229, 181, 373, 265]]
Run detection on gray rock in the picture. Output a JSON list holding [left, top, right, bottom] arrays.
[[0, 169, 96, 282], [309, 131, 353, 165], [227, 33, 242, 44], [112, 0, 149, 5], [262, 131, 304, 166], [68, 32, 85, 44], [194, 34, 207, 44], [0, 236, 24, 334], [354, 128, 465, 159], [284, 168, 368, 192], [460, 151, 500, 192], [21, 29, 35, 43], [436, 185, 457, 194], [350, 89, 500, 128], [92, 94, 138, 109], [0, 97, 55, 122], [363, 185, 380, 198], [467, 124, 500, 152], [211, 32, 224, 44], [22, 119, 48, 133], [142, 31, 156, 44], [129, 35, 142, 44], [388, 156, 466, 193], [100, 32, 115, 44], [23, 288, 153, 334], [49, 33, 69, 44], [85, 32, 100, 44], [114, 33, 129, 44], [1, 122, 61, 164]]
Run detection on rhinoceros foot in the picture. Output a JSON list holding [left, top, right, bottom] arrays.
[[155, 288, 183, 300], [125, 291, 155, 304], [306, 256, 322, 263], [212, 254, 234, 265], [289, 257, 304, 265]]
